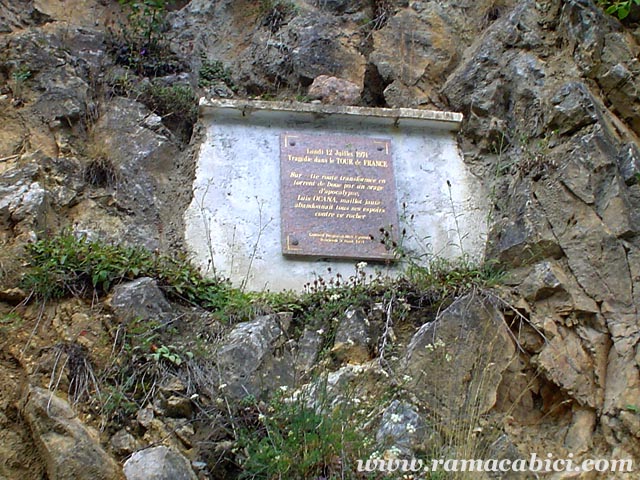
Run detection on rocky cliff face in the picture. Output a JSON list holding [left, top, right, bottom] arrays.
[[1, 0, 639, 478]]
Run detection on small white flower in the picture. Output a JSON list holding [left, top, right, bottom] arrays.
[[445, 353, 452, 363], [406, 424, 416, 434], [218, 383, 227, 390], [329, 294, 341, 301], [279, 385, 289, 392], [390, 413, 402, 423], [356, 261, 368, 270], [316, 329, 325, 335], [258, 413, 266, 422]]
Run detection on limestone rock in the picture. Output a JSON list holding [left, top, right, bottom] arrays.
[[376, 400, 436, 457], [564, 406, 596, 454], [163, 396, 193, 419], [289, 14, 366, 88], [534, 177, 633, 308], [518, 261, 568, 301], [136, 406, 154, 429], [215, 313, 294, 399], [331, 307, 372, 364], [123, 446, 197, 480], [381, 80, 436, 108], [0, 162, 48, 239], [295, 325, 324, 373], [110, 429, 140, 457], [88, 96, 182, 250], [404, 293, 515, 418], [534, 322, 604, 410], [308, 75, 361, 105], [22, 386, 123, 480], [486, 184, 562, 268], [547, 82, 600, 135], [110, 278, 173, 325], [371, 6, 458, 88]]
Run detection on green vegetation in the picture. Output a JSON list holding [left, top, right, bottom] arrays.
[[21, 232, 238, 312], [117, 0, 168, 54], [237, 387, 371, 479], [199, 57, 235, 91], [150, 344, 193, 366], [139, 83, 198, 139], [113, 0, 183, 76], [8, 65, 32, 99], [597, 0, 640, 20], [11, 65, 32, 83]]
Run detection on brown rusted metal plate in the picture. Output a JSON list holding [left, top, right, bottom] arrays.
[[280, 132, 398, 260]]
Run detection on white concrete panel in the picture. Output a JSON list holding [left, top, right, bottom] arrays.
[[184, 100, 488, 291]]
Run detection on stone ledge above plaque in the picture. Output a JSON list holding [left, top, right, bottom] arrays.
[[280, 132, 398, 260], [185, 99, 489, 291]]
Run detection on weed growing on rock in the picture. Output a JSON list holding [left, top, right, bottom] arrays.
[[109, 0, 184, 76], [597, 0, 640, 20], [8, 65, 31, 101], [84, 155, 119, 188], [198, 57, 235, 91], [20, 232, 242, 313], [140, 84, 198, 141], [236, 385, 372, 479]]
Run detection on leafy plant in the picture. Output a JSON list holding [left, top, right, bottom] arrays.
[[8, 65, 32, 99], [112, 0, 183, 76], [199, 57, 235, 90], [11, 66, 32, 83], [118, 0, 168, 52], [150, 344, 193, 366], [140, 84, 198, 141], [20, 232, 244, 315], [597, 0, 640, 19], [237, 387, 372, 479]]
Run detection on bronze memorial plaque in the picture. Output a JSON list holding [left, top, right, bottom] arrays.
[[280, 132, 398, 260]]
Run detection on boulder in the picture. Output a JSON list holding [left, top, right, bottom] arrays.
[[403, 293, 516, 418], [371, 6, 458, 87], [376, 400, 437, 457], [123, 446, 197, 480], [110, 429, 140, 457], [215, 313, 294, 399], [110, 278, 173, 325], [308, 75, 361, 105], [331, 307, 372, 364], [295, 325, 324, 373], [22, 386, 123, 480]]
